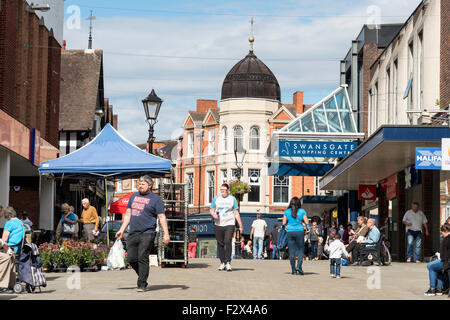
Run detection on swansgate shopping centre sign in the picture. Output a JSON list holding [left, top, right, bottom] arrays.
[[279, 141, 358, 158]]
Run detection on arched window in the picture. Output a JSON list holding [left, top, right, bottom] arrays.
[[221, 126, 227, 152], [233, 126, 243, 151], [249, 126, 260, 150]]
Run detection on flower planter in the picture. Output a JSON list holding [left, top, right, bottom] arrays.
[[43, 266, 53, 273], [39, 240, 110, 273]]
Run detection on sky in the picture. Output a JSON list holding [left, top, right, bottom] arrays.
[[62, 0, 422, 144]]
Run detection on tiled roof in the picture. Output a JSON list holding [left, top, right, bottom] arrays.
[[59, 50, 103, 131], [188, 111, 207, 124], [210, 109, 220, 122], [284, 106, 297, 117]]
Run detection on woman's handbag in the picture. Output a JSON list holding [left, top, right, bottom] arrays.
[[63, 222, 75, 235]]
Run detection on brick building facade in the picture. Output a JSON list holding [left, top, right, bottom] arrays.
[[176, 95, 317, 216], [0, 0, 62, 146], [0, 0, 63, 227]]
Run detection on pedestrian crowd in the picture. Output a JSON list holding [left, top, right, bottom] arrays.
[[0, 181, 449, 298]]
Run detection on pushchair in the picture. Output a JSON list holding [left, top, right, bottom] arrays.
[[11, 226, 46, 294]]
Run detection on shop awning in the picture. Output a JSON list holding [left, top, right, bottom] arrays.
[[319, 125, 450, 190], [300, 196, 338, 216], [110, 192, 133, 214], [268, 162, 334, 176]]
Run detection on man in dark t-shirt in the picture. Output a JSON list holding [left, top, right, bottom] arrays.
[[116, 175, 170, 292]]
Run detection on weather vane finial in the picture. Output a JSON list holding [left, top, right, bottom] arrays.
[[87, 10, 96, 49], [249, 16, 255, 53]]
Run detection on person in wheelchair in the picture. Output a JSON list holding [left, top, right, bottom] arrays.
[[0, 207, 24, 293], [348, 218, 380, 266]]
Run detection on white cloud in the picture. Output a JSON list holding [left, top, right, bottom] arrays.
[[63, 0, 421, 143]]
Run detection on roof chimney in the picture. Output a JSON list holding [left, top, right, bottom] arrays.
[[196, 99, 217, 113], [293, 91, 304, 114], [62, 40, 66, 51]]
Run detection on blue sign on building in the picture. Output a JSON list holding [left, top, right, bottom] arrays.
[[279, 141, 358, 158], [415, 147, 441, 170]]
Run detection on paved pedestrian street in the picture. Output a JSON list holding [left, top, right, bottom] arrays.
[[1, 259, 448, 300]]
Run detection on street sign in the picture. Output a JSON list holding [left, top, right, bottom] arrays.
[[358, 185, 376, 201], [415, 147, 441, 170], [442, 139, 450, 171], [278, 141, 357, 158]]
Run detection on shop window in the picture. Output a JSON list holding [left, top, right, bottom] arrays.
[[249, 126, 260, 150], [207, 171, 215, 204], [186, 173, 194, 205], [221, 127, 227, 152], [221, 169, 228, 185], [248, 169, 261, 203], [187, 132, 194, 158], [274, 175, 289, 203], [208, 129, 215, 155], [233, 126, 243, 151]]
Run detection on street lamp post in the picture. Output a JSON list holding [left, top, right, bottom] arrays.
[[234, 144, 246, 257], [142, 89, 163, 154]]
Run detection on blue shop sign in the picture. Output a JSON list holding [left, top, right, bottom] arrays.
[[415, 147, 441, 170], [279, 141, 357, 158], [188, 219, 215, 235]]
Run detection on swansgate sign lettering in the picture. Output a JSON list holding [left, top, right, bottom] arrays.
[[279, 141, 358, 158]]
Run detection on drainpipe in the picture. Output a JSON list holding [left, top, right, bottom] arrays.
[[351, 40, 359, 129]]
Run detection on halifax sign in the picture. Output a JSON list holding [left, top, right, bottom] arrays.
[[415, 147, 441, 170]]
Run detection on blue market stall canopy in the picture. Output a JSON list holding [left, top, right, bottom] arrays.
[[39, 123, 171, 177]]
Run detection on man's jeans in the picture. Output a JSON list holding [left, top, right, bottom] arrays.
[[330, 258, 342, 277], [406, 230, 422, 262], [272, 244, 280, 260], [253, 237, 264, 259], [427, 259, 445, 290], [126, 232, 156, 289], [310, 240, 318, 259]]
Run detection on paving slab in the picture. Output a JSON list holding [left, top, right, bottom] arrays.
[[1, 259, 448, 300]]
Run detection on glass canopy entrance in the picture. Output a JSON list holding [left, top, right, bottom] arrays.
[[267, 85, 365, 176]]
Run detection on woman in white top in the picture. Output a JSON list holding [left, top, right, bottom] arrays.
[[210, 184, 244, 272]]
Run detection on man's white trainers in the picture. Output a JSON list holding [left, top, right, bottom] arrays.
[[218, 263, 225, 271], [225, 262, 232, 271]]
